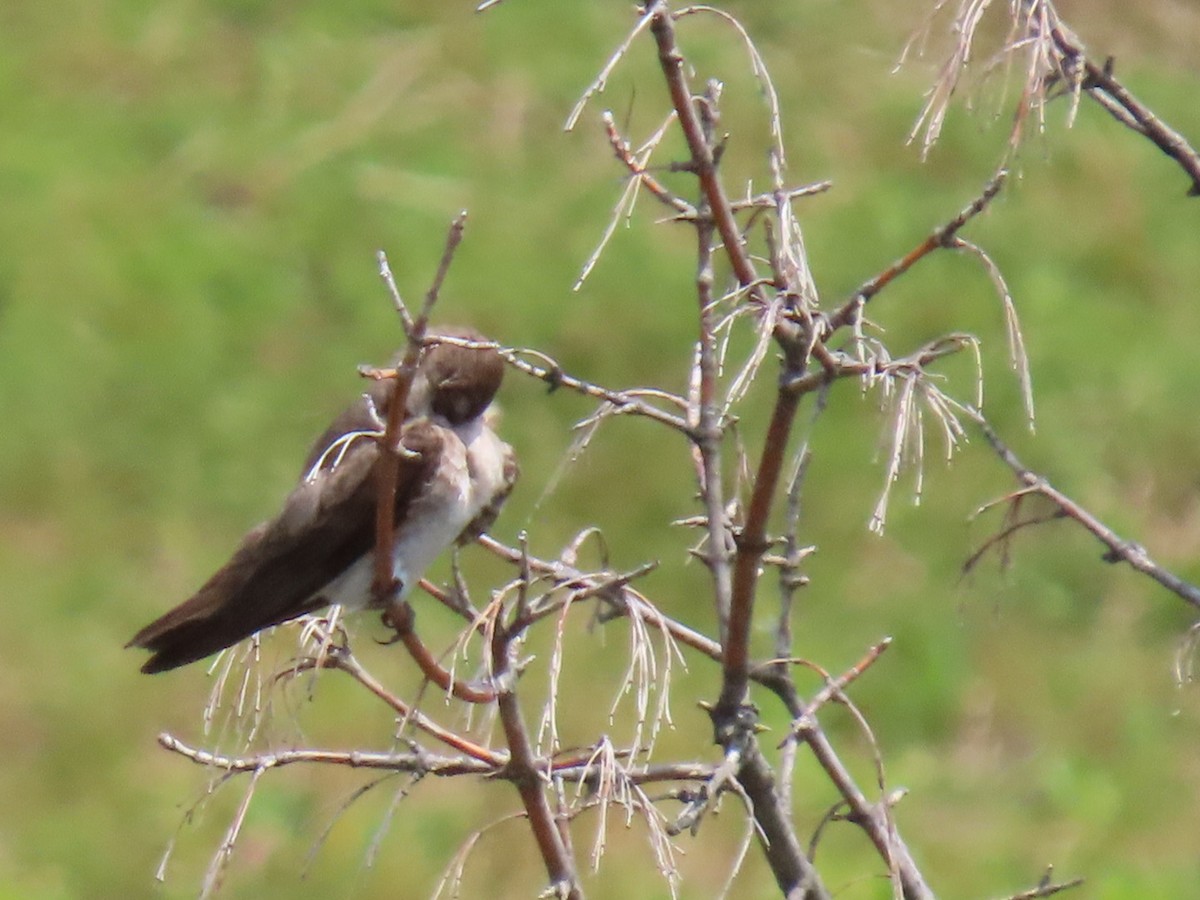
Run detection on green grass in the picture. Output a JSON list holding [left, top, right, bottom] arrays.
[[2, 1, 1199, 897]]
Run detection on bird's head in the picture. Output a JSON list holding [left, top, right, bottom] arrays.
[[410, 328, 505, 426]]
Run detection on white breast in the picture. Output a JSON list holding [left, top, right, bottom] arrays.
[[458, 414, 514, 521], [320, 415, 511, 611]]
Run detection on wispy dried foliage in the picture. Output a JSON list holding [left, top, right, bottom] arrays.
[[147, 2, 1200, 898]]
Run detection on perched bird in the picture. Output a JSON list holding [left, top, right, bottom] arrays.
[[128, 329, 517, 674]]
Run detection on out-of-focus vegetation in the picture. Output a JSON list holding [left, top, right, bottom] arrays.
[[1, 1, 1198, 897]]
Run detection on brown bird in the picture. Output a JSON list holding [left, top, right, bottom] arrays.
[[128, 329, 517, 674]]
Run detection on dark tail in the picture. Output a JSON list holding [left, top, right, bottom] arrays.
[[127, 606, 258, 674]]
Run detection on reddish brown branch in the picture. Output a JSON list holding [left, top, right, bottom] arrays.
[[386, 605, 497, 703], [640, 8, 916, 896], [645, 0, 811, 712], [647, 7, 760, 295], [720, 389, 801, 709], [371, 212, 467, 603], [491, 620, 581, 898], [827, 168, 1008, 332], [1048, 25, 1200, 197], [368, 214, 495, 705]]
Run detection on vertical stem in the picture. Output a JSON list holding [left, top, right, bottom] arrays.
[[492, 627, 581, 898], [371, 213, 468, 602], [694, 102, 734, 641], [718, 388, 801, 711], [648, 8, 758, 291]]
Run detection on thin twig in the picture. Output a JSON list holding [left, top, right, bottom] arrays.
[[828, 167, 1008, 332], [997, 863, 1085, 899], [501, 346, 693, 434], [158, 732, 495, 776], [1049, 25, 1200, 197], [320, 651, 503, 762], [692, 89, 736, 641], [602, 110, 695, 216], [371, 211, 468, 603], [968, 408, 1200, 610], [491, 618, 582, 897]]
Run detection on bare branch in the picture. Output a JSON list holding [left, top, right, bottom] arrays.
[[158, 732, 494, 776], [501, 346, 693, 434], [997, 864, 1085, 899], [968, 408, 1200, 610], [1049, 21, 1200, 196], [371, 211, 468, 605], [828, 167, 1008, 331]]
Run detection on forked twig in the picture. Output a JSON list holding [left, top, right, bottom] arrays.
[[968, 407, 1200, 610]]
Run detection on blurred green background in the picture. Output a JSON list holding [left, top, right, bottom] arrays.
[[2, 1, 1199, 897]]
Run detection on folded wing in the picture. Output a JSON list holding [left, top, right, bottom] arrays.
[[128, 421, 444, 673]]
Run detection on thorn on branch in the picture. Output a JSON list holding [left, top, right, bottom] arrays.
[[1000, 864, 1085, 899], [968, 408, 1200, 611]]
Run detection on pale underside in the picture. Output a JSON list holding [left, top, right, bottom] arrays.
[[321, 412, 513, 610]]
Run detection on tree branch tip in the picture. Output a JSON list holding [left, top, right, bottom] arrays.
[[358, 364, 396, 381], [883, 786, 909, 807]]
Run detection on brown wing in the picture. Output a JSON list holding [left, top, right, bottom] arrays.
[[299, 377, 393, 478], [128, 421, 445, 673]]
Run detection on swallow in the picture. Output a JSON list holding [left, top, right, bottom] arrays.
[[128, 329, 516, 673]]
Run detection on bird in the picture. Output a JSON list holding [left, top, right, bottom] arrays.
[[128, 328, 517, 674]]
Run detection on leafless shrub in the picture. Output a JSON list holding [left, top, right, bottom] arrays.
[[145, 1, 1199, 898]]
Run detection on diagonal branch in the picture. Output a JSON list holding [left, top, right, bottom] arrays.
[[968, 407, 1200, 610], [827, 167, 1008, 332], [1047, 23, 1200, 197], [491, 616, 582, 898]]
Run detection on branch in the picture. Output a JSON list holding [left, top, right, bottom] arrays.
[[312, 648, 505, 764], [738, 739, 831, 899], [386, 606, 498, 703], [601, 110, 696, 217], [1048, 25, 1200, 197], [500, 346, 693, 434], [783, 683, 935, 899], [997, 863, 1085, 899], [371, 211, 467, 603], [827, 167, 1008, 332], [491, 610, 581, 897], [159, 731, 717, 787], [643, 0, 810, 714], [158, 732, 494, 776], [968, 408, 1200, 611], [692, 87, 736, 640], [720, 387, 801, 710], [369, 215, 502, 705]]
